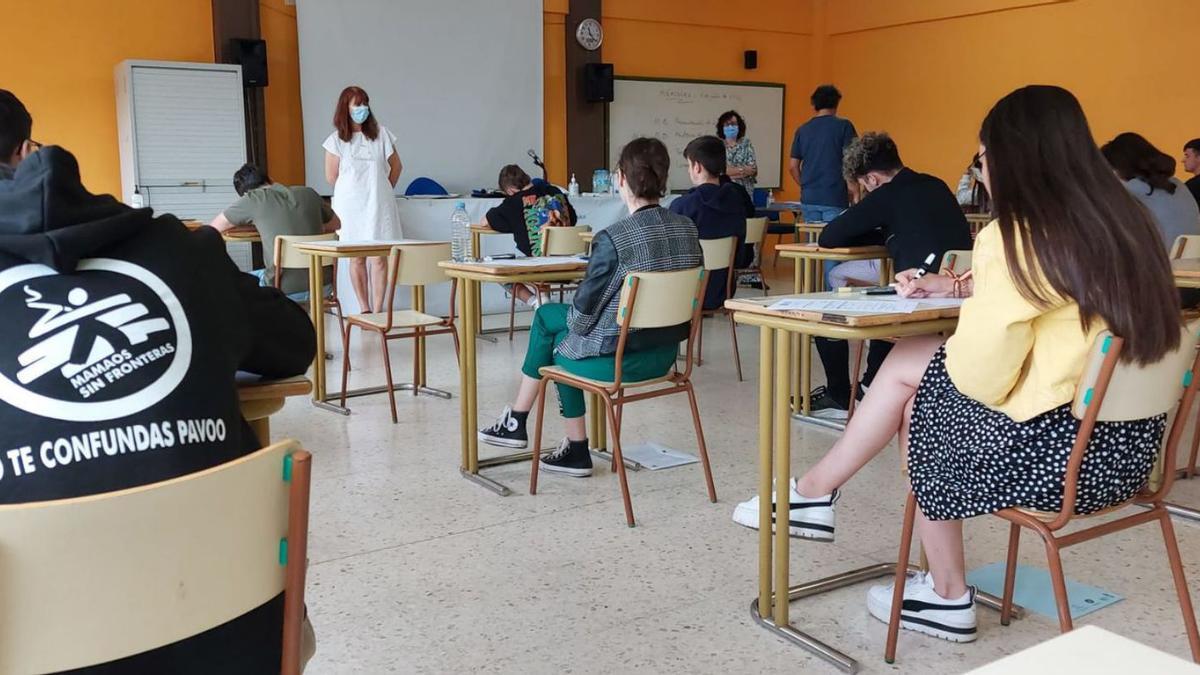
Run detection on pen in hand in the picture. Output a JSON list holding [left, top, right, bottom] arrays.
[[912, 253, 938, 280]]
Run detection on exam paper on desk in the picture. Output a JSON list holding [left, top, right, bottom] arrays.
[[766, 297, 964, 314]]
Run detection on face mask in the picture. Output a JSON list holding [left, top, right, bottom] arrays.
[[722, 125, 739, 140], [350, 105, 370, 124]]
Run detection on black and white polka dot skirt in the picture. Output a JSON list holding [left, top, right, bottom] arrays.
[[907, 347, 1165, 520]]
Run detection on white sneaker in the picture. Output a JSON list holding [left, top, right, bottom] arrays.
[[866, 571, 977, 643], [521, 283, 542, 309], [731, 478, 839, 541]]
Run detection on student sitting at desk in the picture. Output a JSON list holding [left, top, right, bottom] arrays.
[[1100, 132, 1200, 254], [478, 138, 700, 476], [670, 135, 752, 309], [805, 132, 971, 420], [482, 163, 577, 309], [734, 85, 1180, 644], [0, 90, 317, 671], [210, 163, 340, 301]]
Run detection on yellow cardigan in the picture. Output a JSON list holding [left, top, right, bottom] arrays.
[[944, 223, 1104, 422]]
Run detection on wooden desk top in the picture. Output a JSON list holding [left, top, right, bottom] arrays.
[[470, 224, 499, 234], [775, 242, 890, 258], [236, 375, 313, 401], [182, 220, 260, 242], [966, 625, 1198, 674], [726, 292, 961, 327], [439, 257, 588, 283], [294, 239, 447, 257]]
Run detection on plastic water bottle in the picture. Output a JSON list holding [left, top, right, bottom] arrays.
[[450, 202, 470, 262], [766, 189, 774, 206], [568, 173, 580, 196]]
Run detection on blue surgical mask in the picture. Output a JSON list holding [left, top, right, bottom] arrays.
[[350, 105, 370, 124], [722, 124, 739, 140]]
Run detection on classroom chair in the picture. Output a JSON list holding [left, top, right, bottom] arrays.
[[1168, 235, 1200, 476], [694, 236, 743, 381], [508, 225, 591, 341], [734, 217, 769, 296], [846, 249, 974, 418], [404, 176, 449, 196], [340, 243, 460, 423], [275, 234, 348, 360], [883, 324, 1200, 664], [0, 439, 313, 674], [528, 267, 717, 526]]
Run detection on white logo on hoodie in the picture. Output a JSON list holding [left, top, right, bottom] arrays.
[[0, 259, 192, 421]]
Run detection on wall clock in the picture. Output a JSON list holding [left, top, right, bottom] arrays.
[[576, 18, 603, 51]]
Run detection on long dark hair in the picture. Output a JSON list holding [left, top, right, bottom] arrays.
[[980, 85, 1179, 363], [333, 85, 379, 142], [1100, 132, 1177, 195]]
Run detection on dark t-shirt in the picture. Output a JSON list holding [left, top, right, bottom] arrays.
[[1187, 175, 1200, 208], [789, 115, 857, 208], [484, 184, 577, 256], [223, 184, 333, 294]]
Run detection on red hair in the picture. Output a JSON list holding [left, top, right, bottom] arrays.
[[333, 85, 379, 142]]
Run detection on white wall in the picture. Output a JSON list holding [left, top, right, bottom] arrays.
[[295, 0, 543, 195]]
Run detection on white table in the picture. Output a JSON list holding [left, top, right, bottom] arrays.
[[967, 625, 1200, 674]]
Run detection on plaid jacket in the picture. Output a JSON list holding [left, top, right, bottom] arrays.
[[558, 205, 702, 359]]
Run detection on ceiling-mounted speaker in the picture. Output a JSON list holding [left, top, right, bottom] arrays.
[[230, 38, 269, 87], [584, 63, 614, 103], [744, 50, 758, 70]]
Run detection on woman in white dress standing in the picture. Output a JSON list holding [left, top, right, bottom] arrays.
[[323, 85, 403, 313]]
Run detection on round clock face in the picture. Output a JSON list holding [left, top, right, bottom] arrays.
[[576, 18, 603, 51]]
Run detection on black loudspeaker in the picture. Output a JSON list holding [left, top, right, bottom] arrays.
[[584, 63, 614, 103], [231, 38, 269, 87], [744, 50, 758, 70]]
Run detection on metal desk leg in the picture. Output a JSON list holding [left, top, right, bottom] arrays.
[[757, 326, 775, 615], [458, 277, 530, 495], [587, 391, 640, 470], [773, 328, 792, 628], [310, 255, 350, 415]]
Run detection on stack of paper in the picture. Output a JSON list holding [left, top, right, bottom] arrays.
[[766, 296, 963, 314]]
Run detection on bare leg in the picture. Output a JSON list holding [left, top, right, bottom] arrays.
[[349, 258, 371, 313], [512, 374, 586, 441], [916, 512, 968, 599], [795, 334, 945, 497], [368, 256, 388, 314]]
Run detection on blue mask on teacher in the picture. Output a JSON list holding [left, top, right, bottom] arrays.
[[350, 105, 370, 124], [722, 125, 739, 140]]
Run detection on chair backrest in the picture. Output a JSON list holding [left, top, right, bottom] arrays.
[[744, 217, 768, 246], [387, 242, 452, 290], [1171, 235, 1200, 260], [276, 233, 338, 271], [699, 236, 737, 271], [0, 440, 311, 674], [938, 249, 973, 276], [539, 225, 591, 256], [617, 267, 705, 329], [1072, 324, 1200, 422], [404, 176, 448, 196]]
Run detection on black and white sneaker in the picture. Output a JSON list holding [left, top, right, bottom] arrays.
[[539, 438, 593, 477], [479, 406, 528, 449], [807, 386, 849, 421], [866, 571, 978, 643], [731, 478, 839, 541]]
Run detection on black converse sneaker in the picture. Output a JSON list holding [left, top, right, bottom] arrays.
[[479, 406, 528, 449], [866, 571, 978, 643], [539, 438, 593, 477], [808, 385, 850, 421]]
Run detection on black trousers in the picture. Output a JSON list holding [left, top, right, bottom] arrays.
[[814, 337, 894, 407]]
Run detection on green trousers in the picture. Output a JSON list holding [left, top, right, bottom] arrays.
[[521, 303, 678, 418]]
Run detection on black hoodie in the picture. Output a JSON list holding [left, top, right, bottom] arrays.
[[669, 181, 752, 309], [0, 147, 316, 673]]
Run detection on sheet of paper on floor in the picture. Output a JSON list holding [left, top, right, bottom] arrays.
[[621, 441, 699, 470]]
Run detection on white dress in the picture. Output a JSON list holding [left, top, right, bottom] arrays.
[[322, 126, 403, 240]]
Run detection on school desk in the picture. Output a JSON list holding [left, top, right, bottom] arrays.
[[726, 293, 1019, 672]]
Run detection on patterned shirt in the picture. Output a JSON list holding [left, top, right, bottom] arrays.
[[725, 137, 758, 195]]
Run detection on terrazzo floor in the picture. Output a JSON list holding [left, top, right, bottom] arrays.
[[277, 269, 1200, 674]]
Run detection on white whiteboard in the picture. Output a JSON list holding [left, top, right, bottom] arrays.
[[295, 0, 543, 195], [607, 78, 785, 192]]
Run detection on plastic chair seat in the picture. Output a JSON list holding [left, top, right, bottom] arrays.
[[348, 310, 445, 331], [537, 365, 676, 390]]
